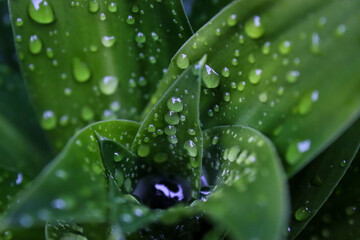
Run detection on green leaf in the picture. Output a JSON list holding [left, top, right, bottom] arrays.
[[0, 120, 139, 231], [131, 58, 205, 197], [288, 119, 360, 239], [8, 0, 192, 150], [147, 0, 360, 176], [297, 151, 360, 239], [201, 125, 288, 240]]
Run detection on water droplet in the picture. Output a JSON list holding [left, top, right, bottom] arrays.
[[16, 18, 24, 27], [202, 65, 220, 88], [167, 97, 183, 112], [164, 111, 180, 125], [334, 24, 346, 37], [164, 125, 176, 136], [137, 144, 150, 157], [29, 34, 42, 54], [228, 145, 241, 162], [184, 140, 197, 157], [286, 140, 311, 164], [245, 15, 265, 39], [227, 14, 237, 26], [286, 70, 300, 84], [221, 67, 230, 77], [223, 92, 231, 102], [126, 15, 135, 25], [28, 0, 55, 24], [108, 2, 117, 12], [101, 36, 116, 48], [293, 90, 318, 115], [46, 48, 54, 58], [81, 106, 94, 121], [259, 92, 268, 103], [278, 40, 292, 55], [154, 153, 168, 163], [135, 32, 146, 43], [187, 129, 196, 136], [249, 69, 262, 84], [311, 33, 321, 54], [176, 54, 189, 69], [248, 54, 256, 64], [114, 152, 124, 162], [40, 110, 56, 130], [88, 0, 99, 13], [151, 32, 159, 41], [147, 124, 156, 133], [99, 76, 118, 95], [72, 58, 91, 82], [262, 41, 271, 55], [295, 206, 311, 221]]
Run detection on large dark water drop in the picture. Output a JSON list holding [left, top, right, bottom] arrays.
[[132, 175, 191, 209]]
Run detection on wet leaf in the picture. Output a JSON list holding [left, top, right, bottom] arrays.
[[0, 120, 139, 230], [201, 125, 288, 240], [288, 119, 360, 239], [132, 58, 205, 198], [147, 0, 360, 176], [8, 0, 192, 150], [297, 151, 360, 239]]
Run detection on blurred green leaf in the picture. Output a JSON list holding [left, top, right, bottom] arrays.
[[131, 58, 205, 196], [201, 125, 288, 240], [8, 0, 192, 150], [297, 151, 360, 240], [288, 119, 360, 239], [147, 0, 360, 176], [0, 120, 139, 230]]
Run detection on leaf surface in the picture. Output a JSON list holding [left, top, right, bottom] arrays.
[[8, 0, 192, 150], [0, 120, 139, 230], [201, 125, 288, 240], [147, 0, 360, 175], [288, 119, 360, 239]]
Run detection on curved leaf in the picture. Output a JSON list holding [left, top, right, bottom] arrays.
[[297, 151, 360, 239], [132, 58, 205, 196], [147, 0, 360, 176], [8, 0, 192, 150], [201, 125, 288, 240], [0, 120, 139, 231], [288, 119, 360, 239]]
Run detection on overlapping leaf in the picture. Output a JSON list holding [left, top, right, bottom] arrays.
[[0, 120, 139, 230], [201, 126, 288, 240], [288, 119, 360, 239], [8, 0, 193, 150], [147, 0, 360, 176]]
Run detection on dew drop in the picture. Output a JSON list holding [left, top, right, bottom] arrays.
[[286, 70, 300, 84], [176, 54, 189, 69], [286, 140, 311, 164], [311, 33, 321, 54], [101, 36, 116, 48], [245, 15, 265, 39], [137, 144, 150, 157], [258, 92, 268, 103], [72, 58, 91, 83], [88, 0, 99, 13], [15, 18, 24, 27], [164, 111, 180, 125], [108, 2, 117, 13], [29, 34, 42, 54], [184, 140, 197, 157], [153, 153, 168, 163], [227, 14, 237, 26], [164, 125, 176, 136], [135, 32, 146, 43], [99, 76, 118, 95], [278, 40, 292, 55], [167, 97, 183, 112], [221, 67, 230, 77], [202, 65, 220, 88], [81, 106, 94, 121], [40, 110, 56, 130], [295, 206, 311, 221], [28, 0, 55, 24], [248, 69, 262, 84], [126, 15, 135, 25]]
